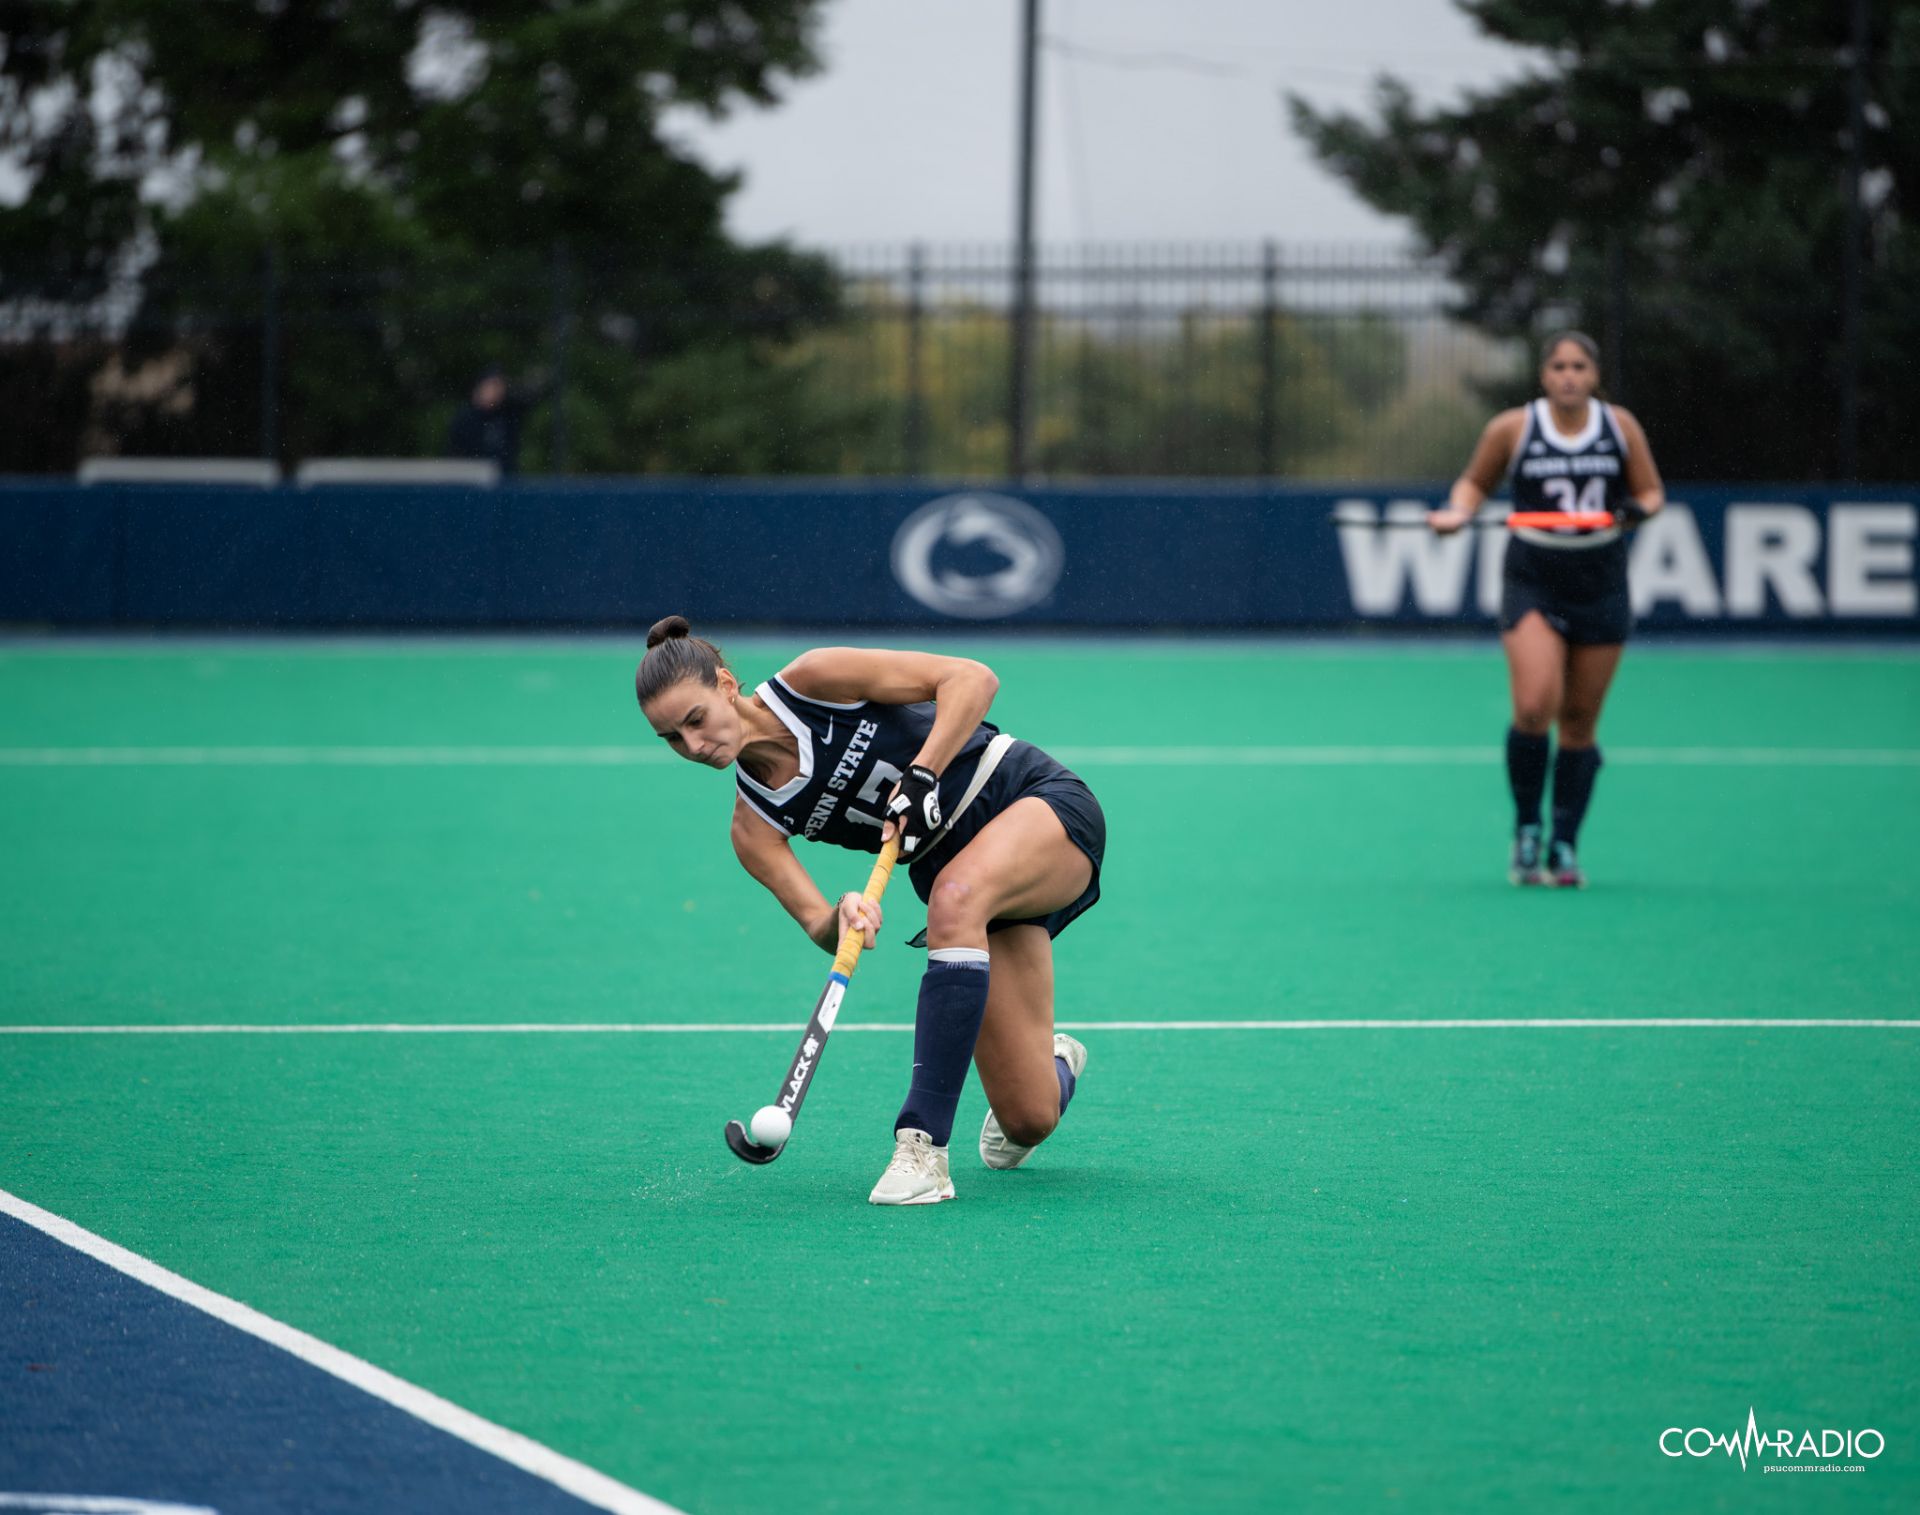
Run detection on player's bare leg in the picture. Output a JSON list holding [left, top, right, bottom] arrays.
[[1548, 642, 1625, 886], [918, 796, 1093, 1169], [1501, 611, 1566, 883], [972, 923, 1088, 1169], [922, 796, 1094, 950], [1560, 642, 1623, 747], [872, 798, 1091, 1203], [973, 926, 1057, 1146]]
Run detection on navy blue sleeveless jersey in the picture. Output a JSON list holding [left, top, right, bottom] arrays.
[[1501, 398, 1634, 641], [733, 675, 999, 854], [1507, 398, 1631, 557]]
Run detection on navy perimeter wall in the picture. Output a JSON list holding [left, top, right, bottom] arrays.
[[2, 479, 1915, 633]]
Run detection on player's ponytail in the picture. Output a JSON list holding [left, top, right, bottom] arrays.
[[636, 615, 731, 706]]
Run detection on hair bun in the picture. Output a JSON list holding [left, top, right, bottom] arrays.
[[646, 614, 692, 649]]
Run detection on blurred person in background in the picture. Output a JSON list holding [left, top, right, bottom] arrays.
[[1428, 331, 1665, 890], [448, 366, 540, 476]]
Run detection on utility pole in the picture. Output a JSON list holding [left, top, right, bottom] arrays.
[[1008, 0, 1040, 481], [550, 243, 572, 474], [1257, 240, 1279, 476], [260, 247, 281, 464], [1838, 0, 1869, 480], [906, 242, 927, 475], [1605, 230, 1628, 407]]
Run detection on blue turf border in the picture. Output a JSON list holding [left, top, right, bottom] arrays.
[[0, 1212, 638, 1514]]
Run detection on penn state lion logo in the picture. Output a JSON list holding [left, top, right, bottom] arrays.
[[891, 493, 1065, 619]]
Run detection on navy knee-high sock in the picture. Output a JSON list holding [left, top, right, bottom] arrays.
[[1551, 745, 1603, 849], [1507, 727, 1550, 829], [895, 947, 991, 1146], [1055, 1055, 1077, 1116]]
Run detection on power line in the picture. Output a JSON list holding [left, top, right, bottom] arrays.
[[1044, 33, 1896, 82]]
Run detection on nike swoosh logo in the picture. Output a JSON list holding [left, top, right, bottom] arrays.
[[823, 719, 834, 744]]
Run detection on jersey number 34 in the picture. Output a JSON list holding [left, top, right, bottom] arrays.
[[1542, 478, 1609, 516]]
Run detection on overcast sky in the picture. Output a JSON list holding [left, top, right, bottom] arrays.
[[0, 1, 1536, 243], [670, 0, 1539, 248]]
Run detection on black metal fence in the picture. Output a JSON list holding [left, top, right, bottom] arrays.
[[0, 243, 1522, 479], [821, 244, 1518, 479]]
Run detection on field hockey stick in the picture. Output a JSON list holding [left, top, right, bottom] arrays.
[[1503, 510, 1623, 530], [724, 835, 903, 1166]]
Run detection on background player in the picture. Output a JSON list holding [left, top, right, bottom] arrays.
[[637, 616, 1106, 1205], [1428, 331, 1666, 887]]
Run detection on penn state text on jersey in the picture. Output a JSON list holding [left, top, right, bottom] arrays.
[[734, 676, 998, 853], [1507, 398, 1631, 551]]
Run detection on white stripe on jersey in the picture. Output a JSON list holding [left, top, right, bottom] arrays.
[[736, 679, 816, 806]]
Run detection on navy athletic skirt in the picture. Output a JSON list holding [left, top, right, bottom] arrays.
[[1501, 536, 1633, 646], [908, 739, 1106, 940]]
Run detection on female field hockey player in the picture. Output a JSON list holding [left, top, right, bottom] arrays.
[[1428, 331, 1665, 887], [636, 617, 1105, 1206]]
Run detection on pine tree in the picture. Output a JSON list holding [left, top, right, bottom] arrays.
[[0, 0, 836, 469], [1291, 0, 1919, 480]]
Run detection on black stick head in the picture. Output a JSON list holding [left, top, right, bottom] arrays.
[[725, 1118, 783, 1165]]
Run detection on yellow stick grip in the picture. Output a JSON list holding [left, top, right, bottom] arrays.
[[830, 836, 902, 979]]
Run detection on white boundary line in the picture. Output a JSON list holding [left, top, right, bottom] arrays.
[[0, 1500, 218, 1514], [1, 634, 1916, 660], [1, 1019, 1915, 1034], [1, 744, 1916, 768], [0, 1188, 685, 1515], [1057, 745, 1920, 768], [0, 746, 676, 767]]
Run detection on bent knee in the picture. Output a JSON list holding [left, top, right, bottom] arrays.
[[996, 1106, 1059, 1149], [925, 874, 990, 939]]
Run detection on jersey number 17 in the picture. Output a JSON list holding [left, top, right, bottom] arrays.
[[847, 760, 903, 831]]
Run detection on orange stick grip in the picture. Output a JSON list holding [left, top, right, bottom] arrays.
[[1505, 511, 1617, 530], [829, 836, 902, 979]]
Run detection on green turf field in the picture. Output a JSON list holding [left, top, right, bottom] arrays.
[[2, 638, 1916, 1512]]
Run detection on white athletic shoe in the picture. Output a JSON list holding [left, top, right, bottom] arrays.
[[867, 1128, 955, 1206], [980, 1033, 1088, 1171]]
